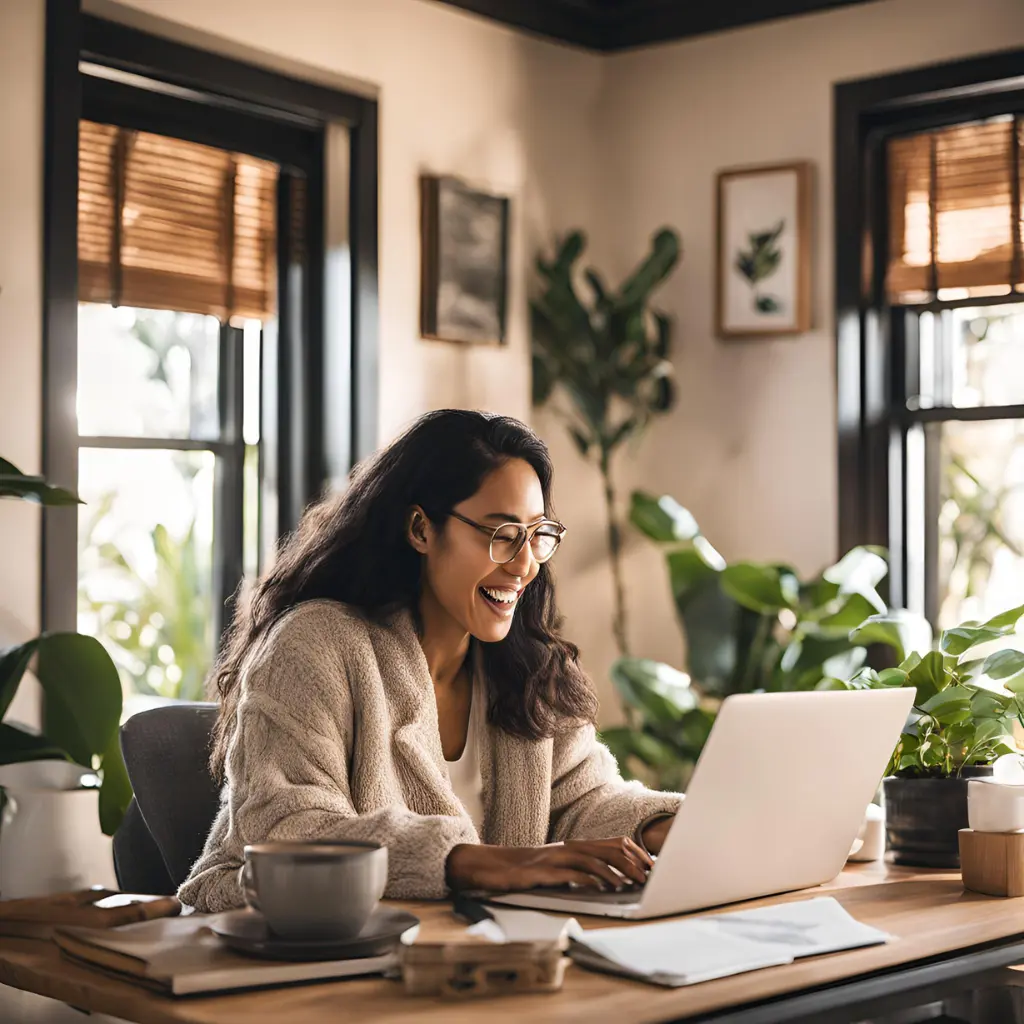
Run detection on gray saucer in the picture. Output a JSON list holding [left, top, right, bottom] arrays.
[[212, 907, 419, 962]]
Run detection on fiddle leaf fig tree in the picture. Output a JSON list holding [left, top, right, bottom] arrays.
[[532, 228, 681, 656], [0, 457, 132, 836]]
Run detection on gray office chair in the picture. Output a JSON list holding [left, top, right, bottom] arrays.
[[113, 703, 221, 894]]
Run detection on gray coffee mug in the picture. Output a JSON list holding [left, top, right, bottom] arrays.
[[241, 840, 387, 941]]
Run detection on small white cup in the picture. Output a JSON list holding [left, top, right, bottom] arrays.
[[847, 804, 885, 862], [968, 779, 1024, 833]]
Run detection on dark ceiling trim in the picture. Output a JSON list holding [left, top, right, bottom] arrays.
[[431, 0, 602, 49], [432, 0, 880, 51]]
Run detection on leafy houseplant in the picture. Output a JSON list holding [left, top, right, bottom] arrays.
[[531, 228, 681, 656], [602, 491, 901, 790], [0, 457, 132, 836], [826, 603, 1024, 867]]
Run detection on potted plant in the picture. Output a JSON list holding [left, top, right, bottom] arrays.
[[827, 604, 1024, 868], [0, 456, 132, 893], [531, 229, 681, 657], [601, 492, 909, 790]]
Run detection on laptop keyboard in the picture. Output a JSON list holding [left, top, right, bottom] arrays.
[[532, 886, 644, 904]]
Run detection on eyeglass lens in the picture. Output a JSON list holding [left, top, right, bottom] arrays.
[[490, 523, 561, 563]]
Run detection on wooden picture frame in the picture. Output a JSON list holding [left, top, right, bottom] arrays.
[[715, 161, 812, 338], [420, 175, 510, 345]]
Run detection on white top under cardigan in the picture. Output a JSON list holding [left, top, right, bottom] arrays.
[[445, 677, 485, 834]]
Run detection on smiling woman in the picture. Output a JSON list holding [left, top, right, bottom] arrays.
[[180, 410, 681, 911]]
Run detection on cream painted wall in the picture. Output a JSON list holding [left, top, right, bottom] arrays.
[[551, 0, 1024, 719], [0, 0, 45, 727]]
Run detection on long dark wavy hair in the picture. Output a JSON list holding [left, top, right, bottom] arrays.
[[209, 409, 598, 778]]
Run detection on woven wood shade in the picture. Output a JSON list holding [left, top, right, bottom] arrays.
[[887, 115, 1023, 302], [78, 120, 278, 321]]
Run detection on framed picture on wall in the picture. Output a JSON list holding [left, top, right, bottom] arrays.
[[420, 175, 510, 345], [715, 161, 812, 338]]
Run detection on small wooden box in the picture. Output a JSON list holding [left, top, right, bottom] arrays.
[[959, 828, 1024, 897], [401, 940, 568, 999]]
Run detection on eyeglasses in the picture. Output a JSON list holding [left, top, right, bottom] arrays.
[[449, 511, 566, 565]]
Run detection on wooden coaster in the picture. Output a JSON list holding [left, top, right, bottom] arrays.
[[959, 828, 1024, 897]]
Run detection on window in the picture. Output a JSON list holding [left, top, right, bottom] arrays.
[[835, 52, 1024, 640], [75, 125, 277, 702], [43, 13, 379, 717], [887, 116, 1023, 629]]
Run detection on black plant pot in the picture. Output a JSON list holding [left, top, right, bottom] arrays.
[[883, 767, 994, 868]]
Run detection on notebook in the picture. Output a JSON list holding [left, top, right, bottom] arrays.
[[0, 889, 181, 940], [54, 913, 399, 996]]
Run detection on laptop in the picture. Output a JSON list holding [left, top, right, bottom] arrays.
[[488, 687, 914, 919]]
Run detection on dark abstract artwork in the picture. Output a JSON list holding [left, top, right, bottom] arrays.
[[421, 177, 509, 345]]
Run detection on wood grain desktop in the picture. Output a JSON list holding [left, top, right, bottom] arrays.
[[0, 863, 1023, 1024]]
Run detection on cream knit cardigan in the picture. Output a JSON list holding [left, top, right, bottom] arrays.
[[179, 599, 681, 911]]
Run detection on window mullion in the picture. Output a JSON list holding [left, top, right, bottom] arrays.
[[212, 322, 245, 650]]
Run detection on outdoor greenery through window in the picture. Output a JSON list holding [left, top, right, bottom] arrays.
[[76, 305, 265, 707]]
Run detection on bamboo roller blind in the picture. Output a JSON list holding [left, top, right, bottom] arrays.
[[79, 120, 279, 321], [887, 115, 1023, 302]]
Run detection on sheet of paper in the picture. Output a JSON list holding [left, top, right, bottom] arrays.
[[573, 897, 889, 986]]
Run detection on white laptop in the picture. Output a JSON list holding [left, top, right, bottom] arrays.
[[489, 687, 914, 919]]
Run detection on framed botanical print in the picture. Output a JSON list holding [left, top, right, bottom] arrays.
[[420, 176, 510, 345], [716, 161, 812, 338]]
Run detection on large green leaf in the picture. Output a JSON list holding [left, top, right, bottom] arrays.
[[610, 657, 696, 723], [616, 229, 681, 309], [36, 633, 122, 767], [905, 650, 946, 705], [97, 730, 132, 837], [981, 649, 1024, 680], [0, 723, 71, 765], [777, 634, 861, 685], [629, 491, 699, 543], [530, 352, 557, 406], [0, 638, 40, 721], [668, 563, 741, 694], [942, 624, 1013, 657], [721, 563, 798, 613], [850, 611, 931, 663], [982, 604, 1024, 630], [821, 546, 888, 612], [813, 593, 882, 635], [920, 685, 973, 725], [0, 458, 80, 505]]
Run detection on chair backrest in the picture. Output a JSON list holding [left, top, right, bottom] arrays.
[[113, 797, 176, 895], [118, 703, 221, 891]]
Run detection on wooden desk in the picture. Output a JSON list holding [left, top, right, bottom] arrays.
[[2, 864, 1024, 1024]]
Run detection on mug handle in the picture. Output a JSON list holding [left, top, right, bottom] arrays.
[[240, 861, 261, 912]]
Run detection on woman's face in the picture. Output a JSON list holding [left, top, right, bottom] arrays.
[[410, 457, 546, 643]]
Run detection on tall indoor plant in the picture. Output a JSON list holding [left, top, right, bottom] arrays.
[[0, 456, 131, 837], [602, 490, 909, 790], [828, 603, 1024, 867], [531, 228, 681, 656]]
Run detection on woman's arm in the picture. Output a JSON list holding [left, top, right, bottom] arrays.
[[548, 722, 681, 848], [178, 609, 478, 911]]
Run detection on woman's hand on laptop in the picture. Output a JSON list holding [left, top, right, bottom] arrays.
[[445, 837, 653, 893]]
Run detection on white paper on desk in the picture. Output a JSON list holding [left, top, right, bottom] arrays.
[[572, 897, 891, 988]]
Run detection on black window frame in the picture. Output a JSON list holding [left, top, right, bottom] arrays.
[[42, 0, 379, 644], [834, 47, 1024, 620]]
